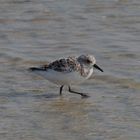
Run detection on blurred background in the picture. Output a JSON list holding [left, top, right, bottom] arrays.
[[0, 0, 140, 140]]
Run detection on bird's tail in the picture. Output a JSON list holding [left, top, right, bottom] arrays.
[[29, 67, 45, 71]]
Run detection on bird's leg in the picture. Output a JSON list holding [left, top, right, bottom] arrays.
[[59, 85, 64, 95], [68, 86, 89, 98]]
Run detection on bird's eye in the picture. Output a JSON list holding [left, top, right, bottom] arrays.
[[86, 59, 91, 63]]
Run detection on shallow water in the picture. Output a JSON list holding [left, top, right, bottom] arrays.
[[0, 0, 140, 140]]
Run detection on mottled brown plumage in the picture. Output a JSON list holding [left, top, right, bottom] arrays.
[[42, 56, 82, 73]]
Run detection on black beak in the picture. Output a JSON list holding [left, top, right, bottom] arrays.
[[93, 64, 103, 72]]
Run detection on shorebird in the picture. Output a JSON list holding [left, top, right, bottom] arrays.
[[29, 54, 103, 97]]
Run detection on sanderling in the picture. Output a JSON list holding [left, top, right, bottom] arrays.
[[29, 54, 103, 97]]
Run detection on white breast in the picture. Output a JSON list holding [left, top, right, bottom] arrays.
[[85, 68, 93, 79], [34, 68, 93, 85]]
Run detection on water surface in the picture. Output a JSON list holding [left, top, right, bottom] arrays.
[[0, 0, 140, 140]]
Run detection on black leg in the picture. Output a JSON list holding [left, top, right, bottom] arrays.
[[59, 85, 64, 95], [68, 86, 89, 98]]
